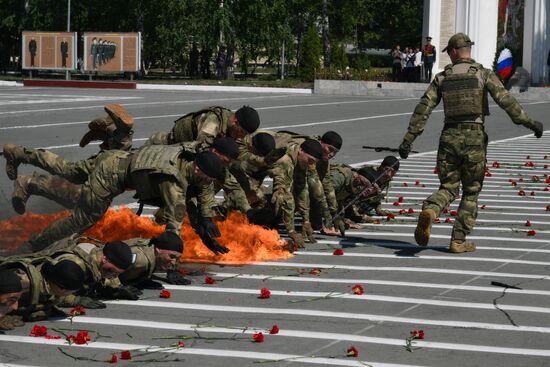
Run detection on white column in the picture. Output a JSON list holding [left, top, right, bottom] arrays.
[[422, 0, 442, 77], [524, 0, 549, 85], [455, 0, 499, 69]]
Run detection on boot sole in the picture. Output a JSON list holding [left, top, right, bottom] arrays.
[[414, 210, 433, 246], [105, 104, 134, 127]]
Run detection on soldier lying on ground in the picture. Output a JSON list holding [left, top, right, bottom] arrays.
[[3, 143, 224, 255], [0, 268, 24, 330], [8, 104, 134, 215], [0, 257, 85, 324], [147, 105, 260, 152]]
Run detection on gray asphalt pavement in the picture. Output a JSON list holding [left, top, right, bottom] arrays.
[[0, 86, 549, 367]]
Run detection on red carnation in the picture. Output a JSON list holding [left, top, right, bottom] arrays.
[[30, 325, 48, 337], [260, 287, 271, 299], [450, 210, 458, 216], [309, 268, 321, 276], [178, 341, 185, 347], [398, 196, 405, 203], [525, 220, 532, 227], [445, 218, 452, 223], [546, 177, 550, 184], [403, 182, 409, 187], [433, 167, 438, 174], [546, 205, 550, 211], [544, 187, 549, 192], [70, 306, 86, 317], [485, 171, 492, 177], [346, 346, 359, 358], [204, 276, 217, 284], [527, 230, 537, 236], [408, 208, 415, 214], [492, 161, 500, 168], [518, 190, 526, 196], [252, 332, 264, 343], [269, 325, 280, 334], [480, 204, 486, 209], [415, 180, 421, 186], [443, 208, 449, 214], [511, 180, 517, 186], [393, 201, 400, 206], [544, 155, 548, 159], [159, 290, 171, 299], [120, 351, 132, 360], [109, 354, 118, 363], [399, 209, 407, 214], [333, 248, 344, 256], [519, 178, 524, 182], [386, 213, 395, 221], [544, 164, 548, 169], [352, 284, 364, 295]]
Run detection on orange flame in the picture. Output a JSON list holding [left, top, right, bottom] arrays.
[[0, 208, 292, 264]]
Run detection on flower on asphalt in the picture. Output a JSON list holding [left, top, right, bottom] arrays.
[[29, 325, 48, 337], [252, 332, 264, 343], [411, 329, 425, 339], [525, 220, 532, 227], [492, 161, 500, 168], [333, 249, 344, 256], [546, 205, 550, 211], [159, 290, 171, 298], [269, 325, 280, 334], [399, 209, 407, 215], [518, 190, 526, 196], [408, 208, 415, 214], [352, 284, 364, 295], [530, 191, 536, 197], [120, 351, 132, 360], [480, 205, 486, 209], [386, 213, 396, 221], [204, 276, 217, 284], [415, 180, 421, 186], [260, 287, 271, 299], [450, 210, 458, 216], [445, 218, 452, 223], [527, 230, 537, 236], [398, 196, 405, 203], [309, 268, 321, 276], [178, 341, 185, 347], [403, 182, 409, 187], [70, 306, 86, 317], [109, 354, 118, 363], [393, 201, 400, 206], [346, 346, 359, 357]]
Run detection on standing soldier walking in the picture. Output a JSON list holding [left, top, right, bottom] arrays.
[[398, 33, 544, 253]]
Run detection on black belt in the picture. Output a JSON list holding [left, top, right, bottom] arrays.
[[443, 123, 484, 131]]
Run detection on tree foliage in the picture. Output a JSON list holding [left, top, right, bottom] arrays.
[[0, 0, 423, 75], [298, 26, 321, 82]]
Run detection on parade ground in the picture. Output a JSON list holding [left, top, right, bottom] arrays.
[[0, 86, 549, 366]]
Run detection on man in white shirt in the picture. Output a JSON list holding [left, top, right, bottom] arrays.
[[414, 46, 422, 82]]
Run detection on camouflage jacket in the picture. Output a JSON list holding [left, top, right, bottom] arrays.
[[403, 58, 537, 144]]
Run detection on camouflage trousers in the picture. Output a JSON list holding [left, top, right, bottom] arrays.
[[422, 126, 488, 241], [27, 172, 82, 209], [32, 150, 131, 250]]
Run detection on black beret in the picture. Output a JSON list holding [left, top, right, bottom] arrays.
[[357, 166, 380, 183], [195, 151, 224, 181], [213, 136, 239, 160], [151, 231, 183, 253], [235, 106, 260, 134], [44, 260, 85, 290], [300, 139, 323, 160], [381, 156, 400, 171], [320, 131, 343, 150], [103, 241, 134, 270], [252, 132, 276, 157], [0, 268, 22, 294]]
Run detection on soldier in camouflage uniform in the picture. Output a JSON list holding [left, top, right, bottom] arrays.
[[0, 268, 24, 330], [320, 165, 382, 230], [2, 144, 225, 255], [0, 257, 85, 323], [5, 104, 134, 215], [269, 139, 324, 248], [147, 105, 260, 152], [348, 156, 400, 223], [398, 33, 544, 253]]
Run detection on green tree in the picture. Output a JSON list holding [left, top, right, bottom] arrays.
[[298, 26, 321, 82], [329, 42, 348, 69]]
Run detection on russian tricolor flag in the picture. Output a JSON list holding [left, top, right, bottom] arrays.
[[497, 48, 513, 79]]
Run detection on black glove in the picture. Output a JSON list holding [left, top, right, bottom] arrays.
[[333, 217, 346, 237], [398, 140, 411, 159], [166, 270, 192, 285], [531, 121, 543, 138], [77, 296, 107, 309], [134, 278, 165, 290], [0, 315, 24, 330], [200, 235, 230, 255], [112, 285, 142, 301], [200, 219, 221, 239]]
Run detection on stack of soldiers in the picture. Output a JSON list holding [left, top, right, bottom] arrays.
[[1, 102, 397, 330]]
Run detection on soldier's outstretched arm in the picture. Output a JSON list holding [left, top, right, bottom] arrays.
[[485, 70, 543, 138], [157, 178, 187, 235], [399, 78, 442, 158]]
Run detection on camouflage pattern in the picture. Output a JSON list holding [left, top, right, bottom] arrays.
[[307, 159, 336, 226], [214, 168, 251, 213], [403, 58, 537, 241], [117, 239, 157, 285], [0, 259, 61, 321], [147, 106, 233, 151], [268, 142, 309, 232], [25, 172, 82, 209]]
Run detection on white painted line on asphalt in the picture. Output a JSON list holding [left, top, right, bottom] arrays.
[[384, 195, 550, 205], [315, 238, 550, 253], [252, 262, 550, 280], [257, 97, 418, 110], [209, 272, 550, 296], [64, 316, 550, 357], [136, 83, 313, 94], [294, 251, 550, 266], [158, 285, 550, 314], [387, 191, 550, 200], [0, 94, 293, 116], [364, 221, 550, 234], [0, 336, 402, 367], [105, 300, 550, 334], [343, 231, 550, 244]]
